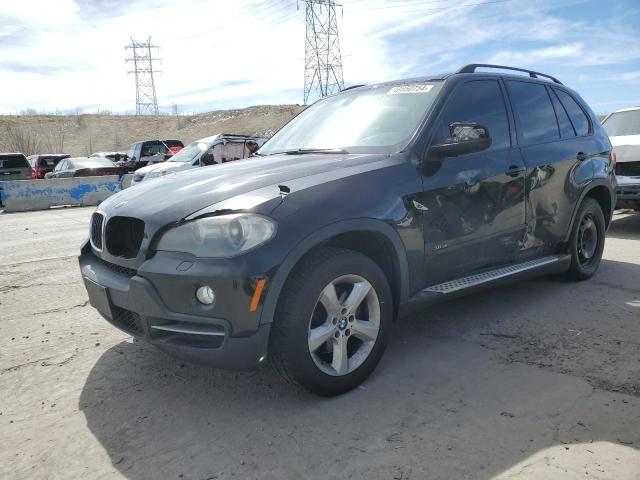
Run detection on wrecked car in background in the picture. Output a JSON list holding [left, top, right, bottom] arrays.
[[131, 134, 265, 184], [602, 106, 640, 210], [119, 140, 185, 172], [45, 157, 125, 178], [27, 154, 71, 179]]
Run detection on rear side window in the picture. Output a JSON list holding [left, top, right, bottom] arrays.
[[549, 90, 576, 139], [554, 89, 590, 136], [0, 155, 29, 169], [507, 81, 559, 145], [434, 79, 511, 150]]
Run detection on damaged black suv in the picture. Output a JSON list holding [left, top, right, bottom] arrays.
[[80, 64, 615, 396]]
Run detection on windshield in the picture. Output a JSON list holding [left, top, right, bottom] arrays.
[[259, 82, 443, 155], [169, 141, 208, 162], [603, 110, 640, 137]]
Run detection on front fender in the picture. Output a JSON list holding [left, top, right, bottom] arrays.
[[259, 218, 410, 325]]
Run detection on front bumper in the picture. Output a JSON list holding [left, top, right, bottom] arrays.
[[79, 246, 271, 371], [615, 175, 640, 208]]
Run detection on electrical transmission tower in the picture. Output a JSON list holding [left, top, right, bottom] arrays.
[[125, 37, 160, 115], [301, 0, 344, 104]]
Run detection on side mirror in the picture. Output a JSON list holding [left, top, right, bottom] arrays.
[[430, 122, 491, 158]]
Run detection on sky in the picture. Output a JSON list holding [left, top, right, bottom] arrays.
[[1, 0, 639, 115]]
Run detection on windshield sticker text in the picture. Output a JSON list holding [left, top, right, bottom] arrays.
[[388, 84, 434, 95]]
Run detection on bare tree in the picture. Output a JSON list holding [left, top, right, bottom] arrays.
[[85, 136, 94, 156], [173, 103, 186, 130], [41, 119, 67, 153], [4, 123, 41, 156]]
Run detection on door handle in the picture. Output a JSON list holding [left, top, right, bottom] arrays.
[[505, 165, 525, 177], [576, 152, 589, 162]]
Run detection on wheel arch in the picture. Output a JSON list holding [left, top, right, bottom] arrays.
[[564, 180, 615, 242], [260, 219, 410, 325]]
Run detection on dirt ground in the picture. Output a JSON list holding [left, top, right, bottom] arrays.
[[1, 207, 639, 480]]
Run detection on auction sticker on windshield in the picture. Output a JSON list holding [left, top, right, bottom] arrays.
[[388, 84, 434, 95]]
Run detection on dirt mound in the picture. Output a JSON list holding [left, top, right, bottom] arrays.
[[0, 104, 305, 157]]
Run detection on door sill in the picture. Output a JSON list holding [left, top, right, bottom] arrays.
[[399, 255, 571, 318]]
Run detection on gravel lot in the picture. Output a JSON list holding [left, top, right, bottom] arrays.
[[1, 207, 639, 480]]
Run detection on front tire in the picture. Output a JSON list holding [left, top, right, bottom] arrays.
[[269, 247, 393, 396], [566, 197, 605, 281]]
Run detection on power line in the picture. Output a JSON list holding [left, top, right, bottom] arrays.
[[302, 0, 345, 104], [125, 37, 161, 115]]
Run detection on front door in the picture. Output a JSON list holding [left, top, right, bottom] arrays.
[[416, 79, 527, 286]]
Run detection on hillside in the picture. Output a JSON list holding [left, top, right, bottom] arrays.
[[0, 105, 306, 157]]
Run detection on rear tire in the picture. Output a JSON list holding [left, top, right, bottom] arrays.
[[566, 198, 605, 281], [269, 247, 393, 396]]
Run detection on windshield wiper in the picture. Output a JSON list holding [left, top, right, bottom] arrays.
[[280, 148, 349, 155]]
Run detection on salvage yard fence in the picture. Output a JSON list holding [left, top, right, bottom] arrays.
[[0, 175, 134, 212]]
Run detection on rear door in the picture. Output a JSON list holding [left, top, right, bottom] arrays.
[[418, 79, 527, 285], [0, 154, 31, 180], [506, 80, 595, 256]]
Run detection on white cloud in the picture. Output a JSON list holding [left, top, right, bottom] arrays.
[[0, 0, 639, 114]]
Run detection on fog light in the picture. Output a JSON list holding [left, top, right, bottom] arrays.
[[196, 285, 216, 305]]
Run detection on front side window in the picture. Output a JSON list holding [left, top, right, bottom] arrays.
[[554, 89, 590, 136], [433, 79, 511, 150], [259, 82, 443, 155], [508, 81, 559, 145], [602, 109, 640, 137]]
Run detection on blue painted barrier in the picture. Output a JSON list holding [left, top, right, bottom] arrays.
[[0, 175, 134, 212]]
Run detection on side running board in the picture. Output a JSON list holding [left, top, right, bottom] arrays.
[[423, 256, 566, 295]]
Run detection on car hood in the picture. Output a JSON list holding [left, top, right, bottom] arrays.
[[99, 153, 387, 224], [134, 161, 190, 175], [610, 135, 640, 163]]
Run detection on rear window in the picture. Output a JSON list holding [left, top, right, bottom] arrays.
[[163, 140, 183, 148], [0, 154, 29, 169], [554, 89, 590, 136], [39, 156, 66, 167], [507, 81, 559, 145]]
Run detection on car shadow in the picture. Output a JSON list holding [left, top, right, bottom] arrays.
[[607, 211, 640, 240], [80, 259, 640, 479]]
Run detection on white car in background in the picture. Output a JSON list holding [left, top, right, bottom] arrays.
[[131, 134, 266, 184], [90, 151, 128, 162], [602, 106, 640, 211]]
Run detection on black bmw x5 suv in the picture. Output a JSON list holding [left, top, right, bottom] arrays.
[[80, 64, 615, 396]]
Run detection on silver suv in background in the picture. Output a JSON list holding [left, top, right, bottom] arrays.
[[131, 134, 265, 184], [602, 106, 640, 210], [0, 153, 31, 180]]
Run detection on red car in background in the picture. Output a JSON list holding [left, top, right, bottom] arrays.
[[27, 154, 71, 179], [164, 139, 184, 156]]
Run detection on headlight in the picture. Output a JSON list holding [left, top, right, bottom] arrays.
[[156, 214, 276, 258]]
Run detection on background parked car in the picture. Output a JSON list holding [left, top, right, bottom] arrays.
[[90, 152, 128, 162], [120, 139, 184, 172], [27, 154, 70, 179], [602, 106, 640, 211], [163, 140, 184, 155], [45, 157, 125, 178], [0, 153, 32, 180], [131, 134, 265, 184]]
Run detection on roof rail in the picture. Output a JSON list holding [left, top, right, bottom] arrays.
[[456, 64, 563, 85]]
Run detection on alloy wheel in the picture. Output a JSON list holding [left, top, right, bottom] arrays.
[[307, 274, 381, 376]]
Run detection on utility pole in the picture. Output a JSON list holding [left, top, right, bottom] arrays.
[[300, 0, 344, 104], [125, 37, 160, 115]]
